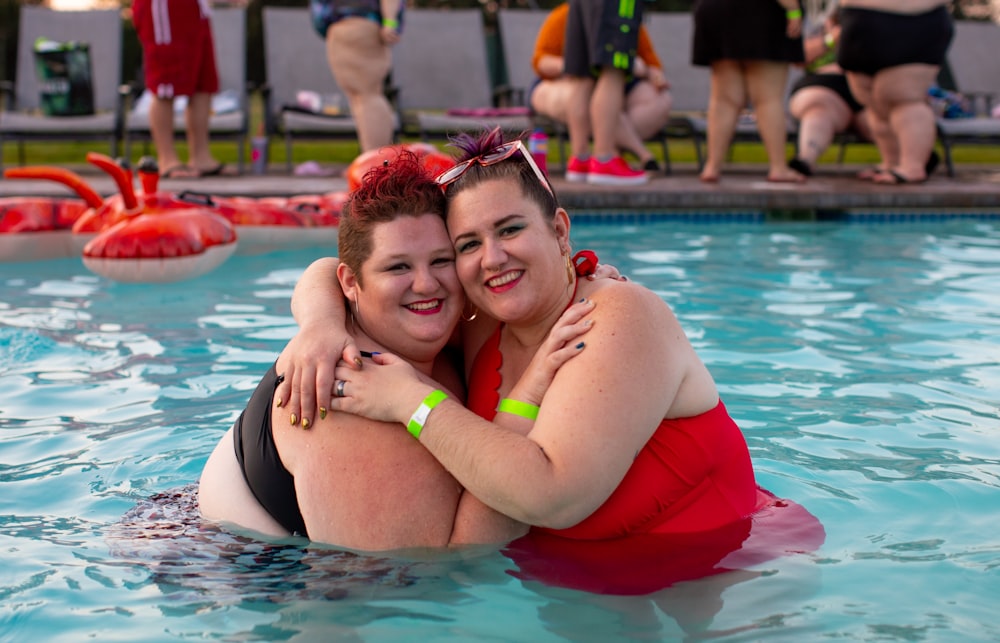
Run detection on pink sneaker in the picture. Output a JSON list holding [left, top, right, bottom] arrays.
[[586, 156, 649, 186], [565, 156, 590, 183]]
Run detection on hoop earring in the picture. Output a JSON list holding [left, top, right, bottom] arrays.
[[352, 298, 362, 327], [462, 306, 479, 322]]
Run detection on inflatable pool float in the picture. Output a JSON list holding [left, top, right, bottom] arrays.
[[79, 155, 238, 282], [345, 142, 455, 191], [174, 191, 342, 255], [2, 142, 455, 278], [0, 196, 90, 262], [5, 154, 238, 282], [82, 206, 237, 283]]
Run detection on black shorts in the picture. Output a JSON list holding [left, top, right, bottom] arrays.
[[692, 0, 804, 67], [838, 6, 953, 76], [791, 73, 864, 113], [563, 0, 644, 77]]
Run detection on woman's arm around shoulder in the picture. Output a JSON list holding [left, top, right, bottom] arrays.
[[429, 281, 701, 529]]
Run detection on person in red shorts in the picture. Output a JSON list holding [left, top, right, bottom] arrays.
[[132, 0, 226, 178]]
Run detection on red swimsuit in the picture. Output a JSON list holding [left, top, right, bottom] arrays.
[[470, 253, 824, 593], [467, 323, 774, 538]]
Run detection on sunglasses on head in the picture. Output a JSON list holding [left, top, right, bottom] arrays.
[[435, 139, 554, 195]]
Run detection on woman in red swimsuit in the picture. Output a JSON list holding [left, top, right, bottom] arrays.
[[281, 130, 823, 591], [285, 127, 820, 537]]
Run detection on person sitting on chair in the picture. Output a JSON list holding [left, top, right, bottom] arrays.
[[528, 2, 672, 177], [787, 7, 873, 177]]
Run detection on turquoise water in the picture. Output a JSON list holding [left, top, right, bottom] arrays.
[[2, 220, 999, 641]]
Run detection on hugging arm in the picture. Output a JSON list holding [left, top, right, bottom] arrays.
[[275, 258, 358, 428], [276, 256, 622, 428], [329, 284, 688, 529], [330, 299, 596, 545]]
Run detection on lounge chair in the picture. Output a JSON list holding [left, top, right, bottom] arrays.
[[0, 6, 122, 173], [496, 8, 567, 167], [936, 19, 1000, 177], [262, 6, 376, 173], [496, 9, 549, 110], [390, 9, 532, 142], [122, 6, 250, 173]]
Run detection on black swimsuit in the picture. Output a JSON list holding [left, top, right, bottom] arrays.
[[791, 73, 864, 114], [232, 363, 307, 536], [838, 6, 953, 76]]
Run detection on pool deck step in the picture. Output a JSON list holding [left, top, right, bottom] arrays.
[[3, 163, 998, 216]]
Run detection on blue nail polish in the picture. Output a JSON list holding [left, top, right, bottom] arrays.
[[576, 342, 585, 349]]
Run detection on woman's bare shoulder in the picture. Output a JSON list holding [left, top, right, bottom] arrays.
[[582, 279, 675, 320]]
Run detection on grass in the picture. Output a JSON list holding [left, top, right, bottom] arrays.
[[11, 133, 1000, 173], [4, 89, 1000, 171]]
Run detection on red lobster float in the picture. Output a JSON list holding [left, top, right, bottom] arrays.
[[2, 142, 455, 282], [6, 155, 238, 282], [3, 154, 344, 282], [0, 196, 90, 262]]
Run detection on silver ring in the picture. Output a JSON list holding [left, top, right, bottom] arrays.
[[334, 379, 346, 398]]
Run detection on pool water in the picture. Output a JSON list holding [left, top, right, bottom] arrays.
[[2, 220, 999, 641]]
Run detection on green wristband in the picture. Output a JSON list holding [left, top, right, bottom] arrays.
[[498, 398, 540, 421], [382, 17, 399, 29], [406, 389, 447, 439], [786, 8, 802, 19]]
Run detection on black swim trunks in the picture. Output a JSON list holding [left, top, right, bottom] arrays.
[[232, 363, 307, 536], [838, 6, 953, 76], [563, 0, 644, 77]]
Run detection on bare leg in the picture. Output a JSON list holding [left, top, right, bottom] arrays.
[[150, 95, 195, 176], [870, 63, 940, 183], [621, 82, 672, 163], [615, 112, 653, 162], [846, 71, 896, 178], [186, 91, 219, 172], [590, 66, 627, 159], [865, 111, 900, 175], [564, 76, 595, 160], [789, 86, 852, 168], [625, 82, 672, 140], [745, 60, 802, 182], [530, 79, 572, 124], [327, 19, 395, 152], [702, 60, 747, 182]]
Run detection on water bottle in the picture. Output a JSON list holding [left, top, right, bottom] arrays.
[[528, 129, 549, 177], [251, 136, 269, 175]]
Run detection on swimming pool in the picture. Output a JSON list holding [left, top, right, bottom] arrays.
[[2, 219, 998, 641]]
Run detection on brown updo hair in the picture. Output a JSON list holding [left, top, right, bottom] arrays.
[[442, 127, 559, 221]]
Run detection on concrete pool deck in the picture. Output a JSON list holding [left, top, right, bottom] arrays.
[[3, 161, 999, 217]]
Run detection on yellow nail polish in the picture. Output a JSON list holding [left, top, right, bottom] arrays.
[[302, 417, 310, 429], [290, 413, 297, 426], [275, 397, 284, 408], [319, 407, 327, 420], [354, 357, 363, 367]]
